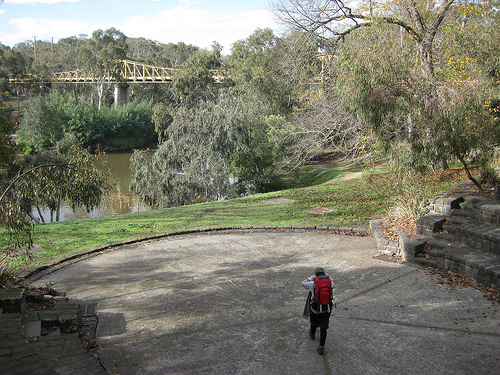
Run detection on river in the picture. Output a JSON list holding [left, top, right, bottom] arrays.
[[32, 152, 148, 222]]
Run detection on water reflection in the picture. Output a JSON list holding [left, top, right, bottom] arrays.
[[31, 152, 148, 222]]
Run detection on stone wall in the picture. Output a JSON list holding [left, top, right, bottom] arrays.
[[369, 220, 427, 262]]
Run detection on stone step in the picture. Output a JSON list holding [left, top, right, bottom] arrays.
[[459, 201, 475, 211], [425, 238, 455, 254], [452, 209, 474, 218], [454, 222, 500, 256], [419, 211, 500, 255], [415, 238, 500, 289], [441, 224, 459, 235], [0, 288, 26, 314], [433, 232, 455, 242], [415, 191, 500, 290], [412, 257, 438, 268], [446, 216, 470, 226]]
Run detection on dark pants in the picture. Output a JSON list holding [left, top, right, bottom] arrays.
[[310, 311, 331, 346]]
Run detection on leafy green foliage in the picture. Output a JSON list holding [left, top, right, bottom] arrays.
[[77, 28, 128, 109], [171, 43, 228, 104], [152, 103, 173, 143], [0, 116, 17, 168], [274, 0, 500, 189], [131, 90, 302, 208], [333, 18, 500, 187], [126, 39, 199, 68], [228, 28, 304, 115], [17, 94, 66, 151], [99, 101, 155, 146], [335, 25, 414, 144], [0, 141, 114, 250], [17, 92, 155, 151]]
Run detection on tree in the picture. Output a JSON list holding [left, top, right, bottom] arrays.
[[0, 44, 11, 94], [0, 116, 17, 168], [126, 39, 198, 105], [0, 140, 113, 250], [292, 85, 370, 162], [171, 43, 227, 104], [152, 103, 173, 143], [17, 94, 66, 151], [272, 0, 462, 80], [130, 89, 300, 208], [78, 28, 128, 110], [273, 0, 500, 187], [126, 38, 199, 68], [229, 28, 306, 115], [131, 93, 237, 208], [3, 48, 32, 109]]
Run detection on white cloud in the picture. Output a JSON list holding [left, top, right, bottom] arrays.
[[0, 10, 5, 15], [0, 6, 279, 52], [119, 7, 279, 51], [178, 0, 201, 7], [5, 0, 80, 4], [0, 17, 104, 44]]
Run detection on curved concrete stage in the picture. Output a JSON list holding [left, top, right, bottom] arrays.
[[34, 230, 500, 375]]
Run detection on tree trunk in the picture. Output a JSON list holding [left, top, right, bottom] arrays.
[[419, 36, 435, 80], [458, 155, 483, 191], [56, 200, 60, 222], [36, 206, 45, 223], [97, 82, 104, 111]]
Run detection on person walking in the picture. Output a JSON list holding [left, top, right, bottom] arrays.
[[301, 267, 335, 355]]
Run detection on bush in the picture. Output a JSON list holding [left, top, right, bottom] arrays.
[[18, 92, 155, 151], [479, 166, 500, 186], [389, 180, 429, 221]]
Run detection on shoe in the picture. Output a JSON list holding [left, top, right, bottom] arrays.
[[308, 328, 315, 340], [317, 345, 324, 355]]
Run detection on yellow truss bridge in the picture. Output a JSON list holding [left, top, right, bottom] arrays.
[[10, 59, 226, 105], [49, 59, 224, 84], [9, 55, 331, 105], [9, 59, 225, 84]]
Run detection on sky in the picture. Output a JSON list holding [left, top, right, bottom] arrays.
[[0, 0, 281, 53]]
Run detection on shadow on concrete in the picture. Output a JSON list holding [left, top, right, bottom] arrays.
[[33, 231, 500, 375]]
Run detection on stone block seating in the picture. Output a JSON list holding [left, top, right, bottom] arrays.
[[414, 195, 500, 290], [0, 288, 106, 374]]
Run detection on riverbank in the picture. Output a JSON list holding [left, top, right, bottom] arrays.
[[1, 165, 470, 278]]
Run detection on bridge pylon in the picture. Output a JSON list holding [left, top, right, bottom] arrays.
[[114, 84, 131, 107]]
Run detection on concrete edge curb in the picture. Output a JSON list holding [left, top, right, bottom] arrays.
[[18, 225, 371, 283]]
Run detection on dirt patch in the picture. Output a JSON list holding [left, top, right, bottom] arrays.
[[8, 244, 47, 257], [379, 218, 417, 241], [263, 198, 295, 205], [439, 180, 497, 200], [306, 207, 334, 214], [25, 285, 60, 311], [338, 171, 363, 181]]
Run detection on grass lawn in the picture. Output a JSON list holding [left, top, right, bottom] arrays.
[[1, 165, 469, 275]]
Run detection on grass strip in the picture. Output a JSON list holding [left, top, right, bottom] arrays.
[[2, 167, 468, 274]]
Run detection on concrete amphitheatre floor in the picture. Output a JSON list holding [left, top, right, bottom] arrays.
[[34, 230, 500, 375]]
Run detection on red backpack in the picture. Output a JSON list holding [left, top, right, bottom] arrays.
[[311, 276, 332, 313]]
